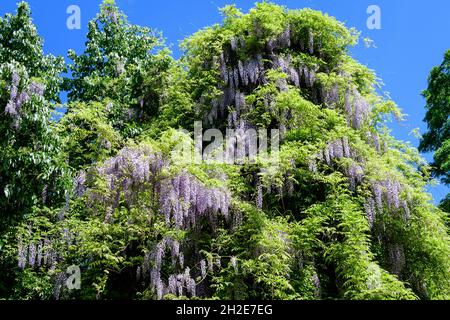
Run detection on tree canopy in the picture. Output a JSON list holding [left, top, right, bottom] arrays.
[[0, 2, 70, 296], [419, 50, 450, 212], [0, 2, 68, 231]]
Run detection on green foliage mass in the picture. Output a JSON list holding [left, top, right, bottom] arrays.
[[1, 1, 450, 301], [0, 2, 71, 296], [419, 49, 450, 212], [64, 1, 175, 138]]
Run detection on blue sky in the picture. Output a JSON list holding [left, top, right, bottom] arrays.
[[1, 0, 449, 203]]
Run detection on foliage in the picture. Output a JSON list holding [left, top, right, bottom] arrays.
[[0, 2, 69, 234], [65, 0, 174, 138], [419, 49, 450, 212], [57, 101, 122, 170]]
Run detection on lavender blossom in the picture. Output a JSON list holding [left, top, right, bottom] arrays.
[[348, 164, 364, 191], [179, 252, 185, 269], [42, 184, 48, 205], [16, 91, 30, 108], [28, 243, 36, 267], [230, 257, 238, 274], [168, 275, 177, 295], [280, 25, 291, 48], [136, 266, 142, 282], [156, 278, 164, 300], [401, 201, 411, 221], [11, 71, 20, 87], [155, 241, 166, 271], [230, 37, 238, 51], [276, 78, 288, 92], [365, 198, 376, 229], [290, 68, 300, 87], [373, 183, 383, 212], [333, 139, 344, 159], [177, 276, 184, 296], [29, 82, 45, 96], [233, 68, 240, 88], [343, 87, 351, 117], [200, 259, 207, 278], [5, 101, 17, 116], [18, 243, 27, 269], [308, 29, 314, 54], [36, 241, 43, 267], [312, 273, 321, 297], [235, 91, 245, 114], [324, 147, 331, 166], [74, 171, 86, 197], [342, 137, 351, 158], [256, 184, 263, 209], [186, 278, 196, 297], [179, 174, 191, 202], [351, 89, 370, 129], [9, 84, 18, 101], [308, 160, 318, 173], [43, 238, 50, 266], [171, 240, 180, 259], [371, 132, 381, 152], [287, 179, 294, 196], [150, 268, 160, 289], [233, 210, 243, 230]]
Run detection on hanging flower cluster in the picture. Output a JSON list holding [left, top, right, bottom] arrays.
[[308, 29, 315, 55], [387, 243, 406, 276], [220, 53, 265, 90], [346, 163, 365, 192], [17, 238, 60, 270], [315, 139, 364, 191], [315, 137, 354, 167], [364, 179, 412, 228], [73, 144, 235, 229], [344, 88, 371, 129], [69, 144, 235, 300], [5, 70, 26, 118], [267, 26, 291, 52], [141, 240, 227, 300], [271, 54, 318, 89], [371, 179, 403, 211], [252, 23, 315, 57], [364, 198, 377, 229], [212, 30, 324, 127], [228, 119, 259, 163], [320, 84, 371, 130], [158, 171, 231, 230], [367, 131, 382, 153], [74, 171, 87, 197], [77, 146, 166, 209], [141, 237, 197, 300], [4, 68, 45, 129], [229, 36, 247, 52], [256, 184, 263, 209], [321, 83, 340, 108]]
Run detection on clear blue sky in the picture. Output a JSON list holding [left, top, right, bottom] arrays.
[[1, 0, 449, 203]]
